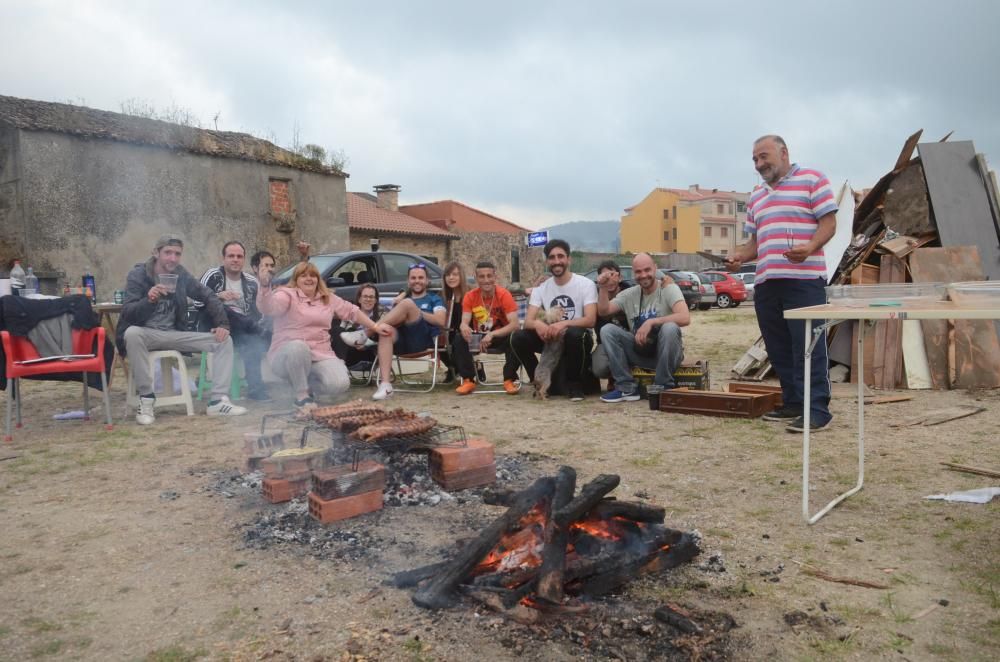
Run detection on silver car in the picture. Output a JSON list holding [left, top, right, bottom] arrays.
[[734, 272, 756, 300]]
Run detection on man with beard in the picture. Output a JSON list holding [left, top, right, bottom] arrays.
[[456, 261, 521, 395], [118, 235, 248, 424], [198, 241, 270, 401], [369, 264, 447, 400], [725, 135, 837, 433], [597, 253, 689, 401], [511, 239, 598, 402]]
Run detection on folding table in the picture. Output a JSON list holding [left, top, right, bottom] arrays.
[[784, 300, 1000, 524]]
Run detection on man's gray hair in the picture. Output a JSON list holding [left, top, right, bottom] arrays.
[[754, 134, 787, 149]]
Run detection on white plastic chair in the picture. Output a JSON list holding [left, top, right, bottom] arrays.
[[126, 350, 195, 415]]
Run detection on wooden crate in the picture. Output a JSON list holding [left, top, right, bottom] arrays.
[[658, 389, 773, 418], [726, 383, 782, 409]]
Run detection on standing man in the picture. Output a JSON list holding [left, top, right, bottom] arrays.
[[370, 264, 447, 400], [725, 135, 838, 432], [597, 253, 689, 401], [511, 239, 597, 401], [199, 241, 270, 401], [456, 261, 521, 395], [118, 235, 248, 425]]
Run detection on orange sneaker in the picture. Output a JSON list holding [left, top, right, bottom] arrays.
[[503, 379, 520, 395], [455, 378, 477, 395]]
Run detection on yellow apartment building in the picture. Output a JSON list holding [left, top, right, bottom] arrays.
[[620, 185, 750, 256]]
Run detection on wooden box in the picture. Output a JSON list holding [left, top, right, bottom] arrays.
[[657, 389, 773, 418], [311, 461, 386, 501], [726, 383, 782, 409]]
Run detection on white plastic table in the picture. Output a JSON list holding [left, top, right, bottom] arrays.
[[784, 300, 1000, 524]]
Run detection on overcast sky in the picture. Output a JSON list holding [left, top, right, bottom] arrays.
[[3, 0, 998, 229]]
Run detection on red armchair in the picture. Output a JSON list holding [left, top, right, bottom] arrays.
[[2, 326, 113, 441]]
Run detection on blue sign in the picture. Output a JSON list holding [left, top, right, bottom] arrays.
[[527, 231, 549, 247]]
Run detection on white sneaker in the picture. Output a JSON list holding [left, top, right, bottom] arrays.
[[206, 396, 248, 416], [135, 396, 155, 425], [340, 329, 369, 348], [372, 382, 393, 401]]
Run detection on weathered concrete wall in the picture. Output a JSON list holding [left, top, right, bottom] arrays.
[[348, 234, 451, 266], [8, 129, 347, 298], [0, 126, 23, 268]]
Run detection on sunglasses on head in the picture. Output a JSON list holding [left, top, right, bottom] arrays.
[[408, 262, 426, 269]]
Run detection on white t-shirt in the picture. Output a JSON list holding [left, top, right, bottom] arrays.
[[528, 273, 598, 321], [225, 276, 246, 312]]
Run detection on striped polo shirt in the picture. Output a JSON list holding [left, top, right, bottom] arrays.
[[745, 164, 838, 283]]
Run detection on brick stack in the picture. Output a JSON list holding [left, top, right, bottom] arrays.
[[429, 438, 496, 491], [259, 447, 330, 504], [242, 431, 285, 473], [308, 460, 386, 523]]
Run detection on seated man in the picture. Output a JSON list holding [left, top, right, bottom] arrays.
[[597, 252, 689, 402], [117, 235, 247, 424], [590, 260, 631, 386], [370, 264, 447, 400], [199, 241, 269, 401], [510, 239, 597, 402], [456, 260, 521, 395]]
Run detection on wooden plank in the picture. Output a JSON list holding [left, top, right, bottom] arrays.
[[879, 254, 906, 389], [850, 263, 880, 385], [909, 247, 1000, 388], [974, 153, 1000, 245], [901, 320, 932, 389], [917, 141, 1000, 281], [882, 163, 935, 237], [893, 129, 924, 171]]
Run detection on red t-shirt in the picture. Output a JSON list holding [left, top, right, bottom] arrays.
[[462, 286, 518, 333]]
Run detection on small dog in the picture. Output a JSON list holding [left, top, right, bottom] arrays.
[[532, 306, 565, 400]]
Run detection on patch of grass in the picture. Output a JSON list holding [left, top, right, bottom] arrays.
[[703, 527, 733, 540], [836, 603, 882, 621], [21, 617, 62, 633], [880, 592, 913, 624], [808, 631, 858, 655], [886, 631, 913, 650], [829, 537, 850, 548], [702, 313, 744, 324], [29, 639, 64, 658], [401, 636, 434, 662], [630, 452, 663, 468], [144, 645, 209, 662], [0, 626, 10, 637]]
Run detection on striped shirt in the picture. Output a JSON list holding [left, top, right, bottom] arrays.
[[745, 164, 838, 283]]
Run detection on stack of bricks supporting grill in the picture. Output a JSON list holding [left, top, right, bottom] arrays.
[[258, 445, 330, 503], [308, 460, 386, 523], [428, 438, 496, 491]]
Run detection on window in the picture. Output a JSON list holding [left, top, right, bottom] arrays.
[[672, 228, 677, 240], [717, 203, 725, 215], [721, 249, 728, 256], [737, 201, 746, 213], [672, 206, 677, 219], [511, 248, 520, 283], [704, 226, 712, 237], [381, 253, 414, 282], [721, 227, 728, 238], [663, 231, 670, 241], [332, 258, 374, 285], [269, 178, 292, 215], [663, 209, 670, 220]]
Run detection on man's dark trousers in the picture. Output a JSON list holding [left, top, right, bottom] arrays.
[[511, 326, 593, 389], [754, 278, 831, 425]]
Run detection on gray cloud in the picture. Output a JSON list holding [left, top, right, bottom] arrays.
[[2, 0, 997, 229]]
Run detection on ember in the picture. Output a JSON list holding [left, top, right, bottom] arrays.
[[393, 466, 700, 614]]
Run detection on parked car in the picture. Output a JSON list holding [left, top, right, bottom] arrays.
[[733, 272, 756, 300], [272, 250, 444, 302], [699, 270, 748, 308], [664, 270, 705, 310], [582, 265, 667, 286]]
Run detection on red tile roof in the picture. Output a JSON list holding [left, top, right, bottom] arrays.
[[401, 200, 530, 234], [624, 186, 749, 212], [347, 193, 458, 239]]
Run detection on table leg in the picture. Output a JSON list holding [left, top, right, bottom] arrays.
[[803, 318, 866, 524]]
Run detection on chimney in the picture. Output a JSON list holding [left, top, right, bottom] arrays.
[[688, 184, 700, 193], [373, 184, 401, 212]]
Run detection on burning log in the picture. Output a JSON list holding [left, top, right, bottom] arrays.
[[553, 474, 620, 529], [590, 499, 665, 523], [536, 465, 577, 604], [412, 476, 556, 609]]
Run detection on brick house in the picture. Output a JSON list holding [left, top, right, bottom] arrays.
[[347, 185, 458, 264], [0, 94, 348, 298]]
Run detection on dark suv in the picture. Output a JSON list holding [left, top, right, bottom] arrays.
[[273, 251, 444, 301], [664, 270, 704, 310]]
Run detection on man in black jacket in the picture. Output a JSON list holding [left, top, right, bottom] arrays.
[[199, 241, 269, 401], [118, 235, 247, 425]]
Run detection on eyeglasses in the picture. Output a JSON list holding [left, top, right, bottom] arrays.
[[408, 263, 426, 270]]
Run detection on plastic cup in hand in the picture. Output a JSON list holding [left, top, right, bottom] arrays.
[[469, 333, 483, 353], [158, 273, 179, 292]]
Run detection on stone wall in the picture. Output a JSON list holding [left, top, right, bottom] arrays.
[[348, 233, 451, 266], [448, 229, 545, 288], [0, 128, 348, 297]]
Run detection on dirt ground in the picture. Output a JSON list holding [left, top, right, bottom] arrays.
[[1, 305, 997, 661]]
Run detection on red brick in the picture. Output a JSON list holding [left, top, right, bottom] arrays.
[[262, 472, 311, 503], [308, 489, 383, 524], [431, 462, 496, 491], [429, 438, 494, 473], [312, 461, 385, 500]]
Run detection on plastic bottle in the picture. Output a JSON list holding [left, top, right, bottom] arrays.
[[82, 268, 96, 303], [24, 267, 39, 294], [10, 260, 26, 296]]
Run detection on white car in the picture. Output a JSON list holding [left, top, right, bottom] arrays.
[[734, 272, 756, 300]]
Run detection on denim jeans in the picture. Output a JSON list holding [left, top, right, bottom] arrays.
[[754, 278, 831, 425], [599, 323, 683, 393]]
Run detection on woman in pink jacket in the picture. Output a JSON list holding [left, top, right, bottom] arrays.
[[258, 261, 387, 408]]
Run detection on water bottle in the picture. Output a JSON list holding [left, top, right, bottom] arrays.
[[10, 260, 26, 296], [24, 267, 39, 294], [82, 269, 97, 303]]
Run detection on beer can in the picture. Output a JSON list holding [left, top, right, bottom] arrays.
[[114, 290, 125, 304]]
